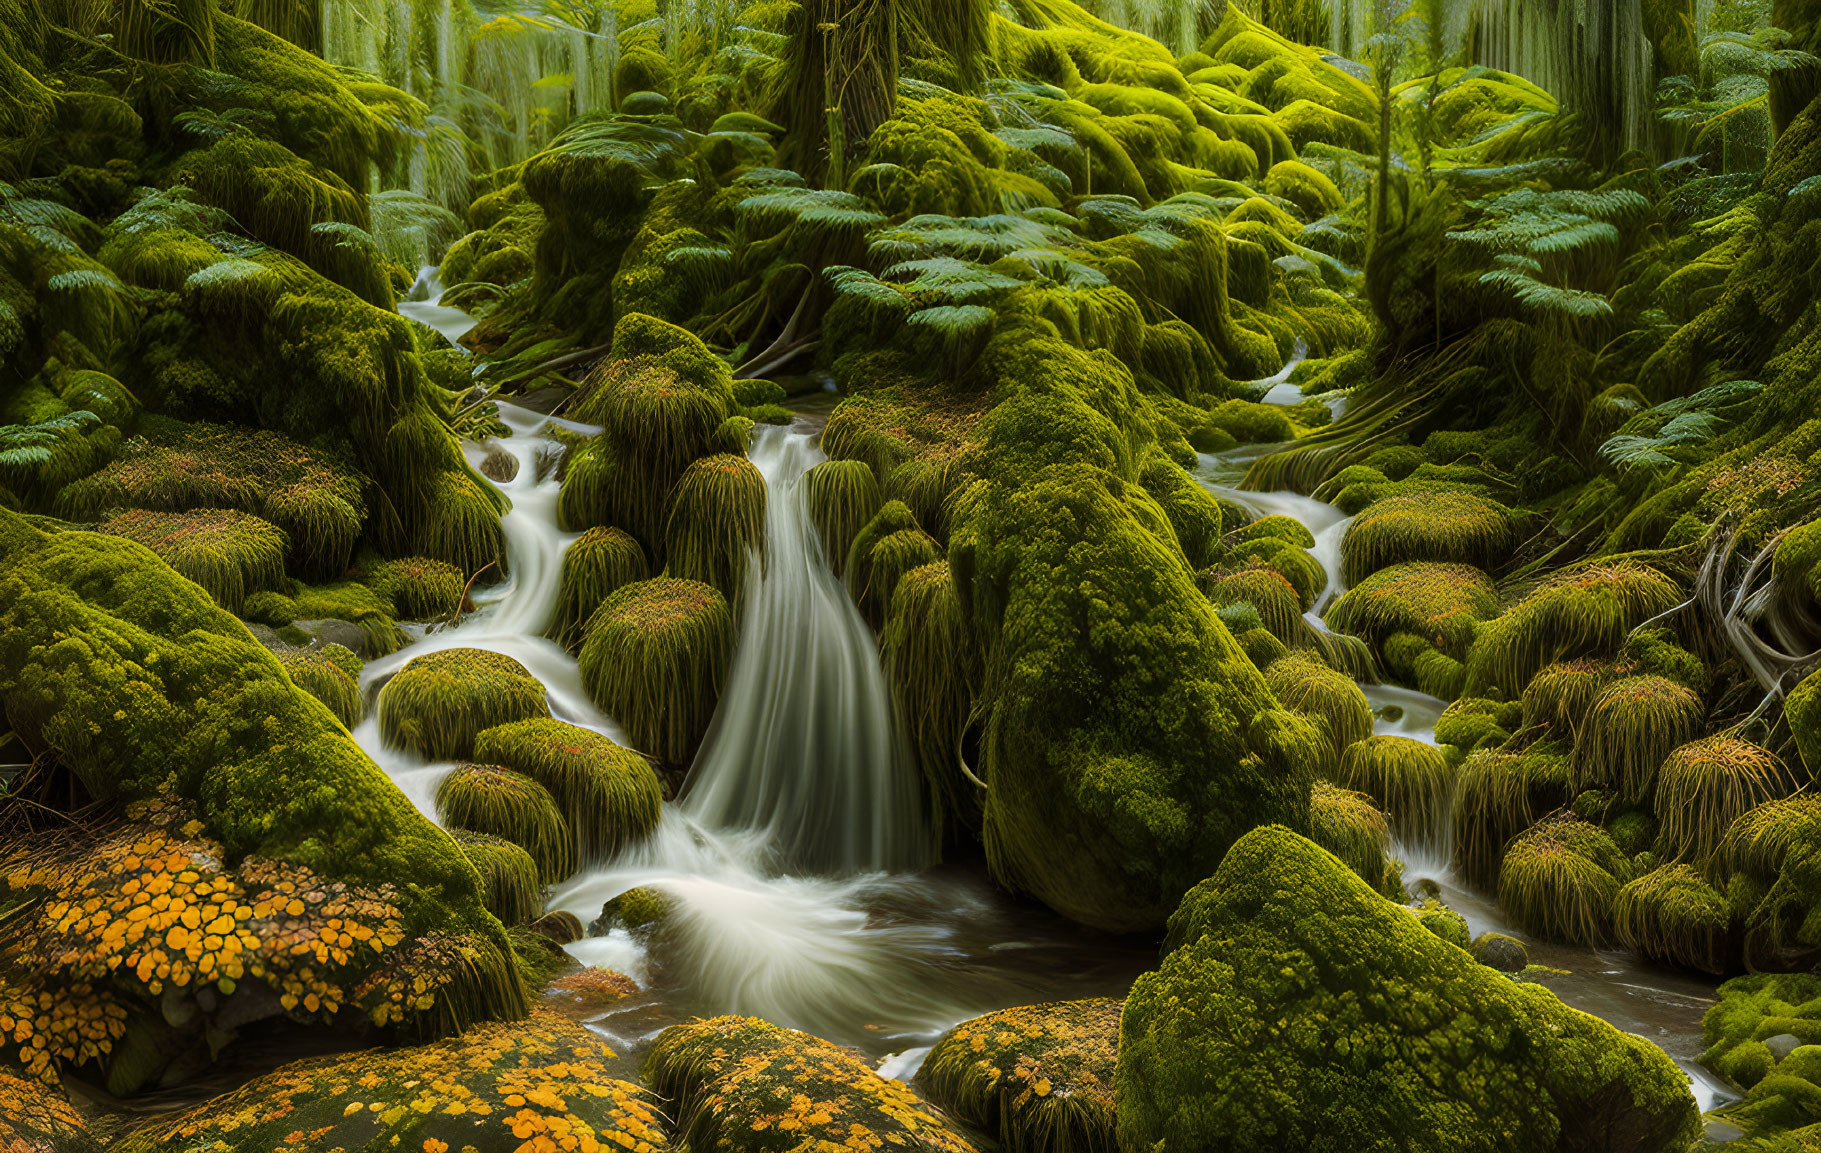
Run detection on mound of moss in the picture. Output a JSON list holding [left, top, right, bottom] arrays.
[[115, 1008, 668, 1153], [646, 1016, 977, 1152], [1116, 825, 1699, 1152], [919, 998, 1120, 1153]]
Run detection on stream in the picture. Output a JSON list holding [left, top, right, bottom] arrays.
[[374, 280, 1734, 1111]]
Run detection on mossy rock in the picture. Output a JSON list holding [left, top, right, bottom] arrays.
[[450, 829, 542, 927], [1452, 749, 1570, 888], [1433, 696, 1520, 757], [377, 648, 552, 762], [0, 513, 523, 1075], [1265, 650, 1372, 771], [1498, 815, 1635, 947], [436, 763, 575, 885], [590, 886, 673, 941], [882, 562, 982, 841], [1325, 562, 1500, 661], [664, 452, 766, 604], [1335, 735, 1453, 849], [646, 1016, 977, 1152], [848, 502, 942, 627], [1308, 779, 1401, 897], [550, 526, 648, 650], [544, 968, 640, 1019], [1116, 826, 1700, 1152], [1205, 398, 1293, 443], [472, 718, 663, 861], [1657, 737, 1798, 866], [1464, 565, 1682, 698], [1470, 932, 1528, 972], [368, 555, 465, 621], [96, 507, 288, 615], [1569, 675, 1704, 807], [919, 999, 1119, 1153], [1414, 901, 1471, 949], [1614, 864, 1732, 975], [1338, 491, 1513, 587], [114, 1009, 669, 1153], [275, 643, 364, 728], [1520, 660, 1612, 736], [577, 577, 731, 764], [803, 458, 884, 578]]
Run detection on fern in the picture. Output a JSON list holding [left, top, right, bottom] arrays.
[[735, 186, 886, 236], [1599, 380, 1763, 470]]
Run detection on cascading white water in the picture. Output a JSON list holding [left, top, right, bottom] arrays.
[[398, 266, 480, 347], [679, 425, 932, 874]]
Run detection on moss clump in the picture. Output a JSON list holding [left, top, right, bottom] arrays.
[[646, 1016, 976, 1153], [436, 763, 574, 885], [96, 507, 288, 614], [577, 578, 731, 763], [1464, 565, 1683, 697], [1433, 696, 1521, 758], [1265, 650, 1372, 771], [882, 562, 981, 841], [1202, 561, 1314, 646], [803, 458, 884, 577], [1117, 825, 1698, 1152], [919, 999, 1120, 1153], [114, 1009, 667, 1153], [594, 886, 673, 940], [377, 648, 552, 762], [472, 718, 663, 861], [550, 526, 648, 650], [664, 452, 766, 603], [368, 556, 465, 621], [1452, 749, 1571, 888], [559, 314, 737, 553], [1325, 562, 1500, 661], [1414, 901, 1471, 949], [1614, 864, 1732, 974], [1309, 779, 1401, 896], [451, 830, 543, 928], [544, 968, 640, 1018], [1701, 974, 1821, 1101], [1335, 735, 1453, 849], [848, 501, 943, 627], [1657, 738, 1798, 866], [1569, 675, 1704, 806], [57, 417, 367, 580], [1338, 492, 1513, 587], [1499, 815, 1636, 946], [0, 514, 522, 1055], [0, 1068, 95, 1153], [1519, 660, 1611, 737], [275, 644, 364, 728]]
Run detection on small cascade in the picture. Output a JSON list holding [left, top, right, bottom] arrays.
[[1251, 339, 1308, 405], [679, 425, 932, 874], [398, 266, 480, 347]]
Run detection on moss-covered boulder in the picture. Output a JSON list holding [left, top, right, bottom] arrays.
[[646, 1016, 976, 1152], [95, 507, 289, 615], [377, 648, 552, 761], [1338, 491, 1512, 586], [115, 1009, 668, 1153], [577, 577, 731, 764], [919, 999, 1120, 1153], [1116, 826, 1699, 1152], [472, 718, 663, 860]]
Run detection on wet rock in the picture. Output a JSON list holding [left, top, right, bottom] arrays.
[[920, 999, 1119, 1153], [1116, 826, 1699, 1152], [531, 910, 585, 945], [1766, 1032, 1805, 1061], [545, 968, 639, 1019], [647, 1016, 975, 1152], [1471, 931, 1529, 972], [589, 886, 673, 940], [114, 1009, 667, 1153], [480, 444, 519, 482], [1414, 901, 1470, 949], [290, 617, 378, 658]]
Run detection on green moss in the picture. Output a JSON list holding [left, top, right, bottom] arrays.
[[0, 513, 523, 1041], [1499, 815, 1635, 946], [1308, 778, 1400, 896], [96, 508, 288, 615], [369, 556, 465, 622], [664, 452, 766, 604], [1519, 660, 1610, 736], [883, 562, 982, 842], [594, 886, 673, 940], [577, 577, 731, 764], [1703, 974, 1821, 1099], [452, 830, 543, 927], [647, 1016, 975, 1152], [1140, 452, 1227, 569], [803, 458, 884, 578], [848, 502, 943, 627], [1464, 565, 1683, 698], [1203, 560, 1313, 646], [436, 763, 574, 885], [275, 644, 364, 729], [1205, 398, 1293, 443], [1452, 748, 1571, 888], [1414, 900, 1471, 949], [919, 999, 1119, 1153], [1433, 696, 1520, 758], [1569, 675, 1704, 807], [471, 718, 662, 862], [377, 648, 552, 761], [1656, 738, 1797, 866], [1265, 650, 1371, 771], [1117, 825, 1698, 1152], [1326, 563, 1499, 663], [1614, 864, 1732, 974], [1339, 492, 1513, 587], [1335, 735, 1453, 848], [550, 527, 648, 650]]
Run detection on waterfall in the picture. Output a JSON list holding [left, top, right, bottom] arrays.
[[680, 425, 933, 874]]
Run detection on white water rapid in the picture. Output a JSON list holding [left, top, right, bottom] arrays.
[[399, 266, 481, 347]]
